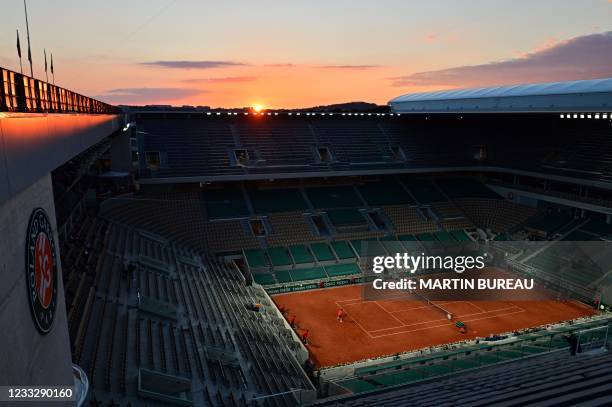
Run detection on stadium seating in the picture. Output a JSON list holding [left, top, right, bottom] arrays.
[[436, 178, 502, 200], [203, 188, 250, 219], [525, 211, 573, 237], [306, 186, 363, 209], [357, 181, 414, 206], [68, 110, 612, 407], [402, 179, 447, 203], [235, 118, 318, 168], [315, 329, 612, 406], [249, 187, 309, 214], [136, 115, 612, 186], [62, 218, 315, 406], [454, 198, 541, 233]]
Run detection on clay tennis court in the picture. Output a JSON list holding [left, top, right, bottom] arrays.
[[273, 284, 595, 367]]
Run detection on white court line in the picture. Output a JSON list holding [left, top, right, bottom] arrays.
[[460, 309, 527, 324], [452, 305, 522, 319], [343, 300, 521, 333], [368, 316, 450, 332], [466, 301, 486, 312], [336, 298, 364, 303], [381, 301, 456, 313], [336, 298, 527, 340], [369, 309, 527, 339], [334, 300, 375, 339], [373, 301, 408, 327]]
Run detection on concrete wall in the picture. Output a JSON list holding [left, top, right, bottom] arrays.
[[0, 174, 73, 387], [0, 112, 121, 206], [110, 127, 133, 172]]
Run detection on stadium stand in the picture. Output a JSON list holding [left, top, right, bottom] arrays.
[[62, 217, 316, 405], [57, 96, 612, 406], [316, 337, 612, 406]]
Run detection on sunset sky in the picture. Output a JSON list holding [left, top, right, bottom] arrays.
[[1, 0, 612, 108]]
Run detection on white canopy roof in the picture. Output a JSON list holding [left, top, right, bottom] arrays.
[[389, 77, 612, 113]]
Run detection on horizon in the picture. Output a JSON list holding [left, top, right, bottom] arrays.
[[2, 0, 612, 108]]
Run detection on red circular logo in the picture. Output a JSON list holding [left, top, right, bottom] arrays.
[[25, 208, 58, 334], [34, 232, 54, 309]]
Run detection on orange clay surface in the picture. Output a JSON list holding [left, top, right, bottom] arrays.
[[273, 284, 595, 367]]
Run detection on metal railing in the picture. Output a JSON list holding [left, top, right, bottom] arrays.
[[1, 66, 119, 114]]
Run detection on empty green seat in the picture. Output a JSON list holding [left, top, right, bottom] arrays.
[[203, 189, 249, 219], [451, 230, 471, 242], [399, 234, 417, 241], [327, 208, 366, 226], [351, 239, 386, 256], [289, 245, 314, 264], [249, 188, 308, 213], [416, 233, 436, 241], [252, 273, 275, 285], [310, 243, 335, 261], [380, 237, 405, 255], [267, 247, 292, 266], [244, 249, 267, 269], [404, 180, 446, 203], [325, 263, 361, 277], [437, 178, 501, 199], [275, 269, 292, 283], [434, 231, 454, 242], [306, 186, 361, 209], [357, 182, 414, 206], [331, 241, 356, 259], [291, 267, 326, 281]]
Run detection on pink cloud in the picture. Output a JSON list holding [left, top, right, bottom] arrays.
[[181, 76, 257, 84], [392, 31, 612, 88]]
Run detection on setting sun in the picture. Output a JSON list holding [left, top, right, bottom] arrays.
[[252, 104, 264, 112]]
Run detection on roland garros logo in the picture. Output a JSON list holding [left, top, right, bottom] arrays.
[[25, 208, 58, 334]]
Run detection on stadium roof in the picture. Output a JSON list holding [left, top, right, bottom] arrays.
[[389, 77, 612, 113]]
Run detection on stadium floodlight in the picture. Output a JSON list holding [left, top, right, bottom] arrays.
[[288, 112, 292, 116], [341, 113, 346, 116], [603, 114, 608, 119], [573, 114, 578, 118], [244, 112, 248, 115], [560, 114, 564, 119], [274, 112, 278, 115], [587, 114, 592, 119], [206, 112, 212, 115], [367, 113, 372, 116], [595, 114, 600, 119], [580, 114, 585, 119], [296, 112, 301, 116]]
